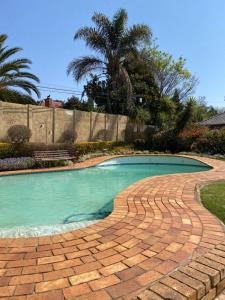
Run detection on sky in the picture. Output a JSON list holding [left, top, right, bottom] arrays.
[[1, 0, 225, 107]]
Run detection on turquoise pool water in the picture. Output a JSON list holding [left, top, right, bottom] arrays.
[[0, 156, 210, 230]]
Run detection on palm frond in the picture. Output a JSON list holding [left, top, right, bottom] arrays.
[[0, 89, 36, 104], [113, 8, 127, 33], [12, 72, 40, 83], [91, 12, 110, 30], [0, 34, 40, 99], [0, 47, 22, 63], [125, 24, 151, 46], [74, 27, 107, 53], [0, 34, 7, 46], [3, 79, 40, 97], [67, 56, 105, 81]]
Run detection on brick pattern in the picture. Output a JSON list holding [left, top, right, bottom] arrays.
[[0, 155, 225, 300]]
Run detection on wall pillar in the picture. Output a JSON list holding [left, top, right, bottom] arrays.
[[116, 115, 119, 141], [27, 105, 33, 142], [0, 102, 3, 138], [52, 108, 55, 143], [89, 111, 93, 141], [73, 109, 76, 143], [104, 114, 107, 141], [0, 101, 3, 123]]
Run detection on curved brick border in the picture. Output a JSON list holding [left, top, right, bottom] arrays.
[[0, 155, 225, 300]]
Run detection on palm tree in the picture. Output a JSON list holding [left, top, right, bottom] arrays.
[[0, 34, 40, 103], [130, 106, 150, 132], [67, 9, 151, 113]]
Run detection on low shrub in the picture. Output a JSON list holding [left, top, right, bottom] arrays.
[[0, 141, 128, 159], [177, 127, 206, 151], [35, 160, 69, 168], [151, 130, 177, 152], [74, 141, 125, 155], [59, 129, 75, 144], [192, 129, 225, 154], [0, 143, 15, 159], [8, 125, 32, 143], [0, 157, 35, 171]]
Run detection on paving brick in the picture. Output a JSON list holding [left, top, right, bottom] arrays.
[[27, 290, 64, 299], [154, 260, 178, 274], [136, 289, 163, 300], [179, 266, 211, 292], [170, 270, 205, 299], [106, 278, 141, 298], [202, 288, 216, 300], [7, 259, 36, 268], [100, 262, 128, 276], [150, 282, 186, 300], [189, 261, 220, 287], [196, 256, 225, 279], [69, 270, 101, 285], [100, 253, 125, 266], [43, 267, 74, 281], [14, 283, 34, 296], [93, 248, 117, 260], [35, 278, 69, 293], [123, 254, 147, 267], [116, 265, 145, 281], [160, 276, 196, 300], [0, 286, 16, 297], [53, 258, 82, 270], [38, 255, 65, 265], [89, 274, 120, 290], [216, 277, 225, 294], [65, 250, 90, 259], [96, 241, 118, 251], [136, 270, 162, 286], [74, 261, 102, 274], [10, 274, 43, 285], [22, 264, 52, 275], [75, 290, 111, 300], [63, 283, 91, 298]]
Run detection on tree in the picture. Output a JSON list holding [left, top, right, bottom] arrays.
[[0, 34, 40, 102], [130, 107, 150, 132], [82, 74, 107, 111], [144, 47, 198, 101], [67, 9, 151, 113], [63, 96, 89, 111]]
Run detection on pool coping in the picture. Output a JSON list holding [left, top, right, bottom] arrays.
[[0, 154, 225, 299]]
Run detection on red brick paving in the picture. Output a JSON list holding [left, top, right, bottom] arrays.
[[0, 155, 225, 299]]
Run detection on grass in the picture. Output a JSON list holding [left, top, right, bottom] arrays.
[[201, 182, 225, 224]]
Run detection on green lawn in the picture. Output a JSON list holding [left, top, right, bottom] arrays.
[[201, 182, 225, 224]]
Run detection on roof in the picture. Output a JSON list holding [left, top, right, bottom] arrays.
[[200, 112, 225, 126]]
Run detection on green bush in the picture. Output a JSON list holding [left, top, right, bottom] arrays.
[[8, 125, 32, 143], [74, 141, 124, 155], [35, 160, 68, 168], [151, 130, 177, 152], [192, 129, 225, 154], [0, 141, 127, 159]]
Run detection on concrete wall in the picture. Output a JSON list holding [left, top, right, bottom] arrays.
[[0, 101, 132, 143]]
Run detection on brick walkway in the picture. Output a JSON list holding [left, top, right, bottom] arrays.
[[0, 155, 225, 300]]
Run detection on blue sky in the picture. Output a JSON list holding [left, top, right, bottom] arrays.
[[1, 0, 225, 107]]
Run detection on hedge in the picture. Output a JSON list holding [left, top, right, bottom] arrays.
[[0, 141, 127, 159]]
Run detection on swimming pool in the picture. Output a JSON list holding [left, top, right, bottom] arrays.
[[0, 156, 211, 236]]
